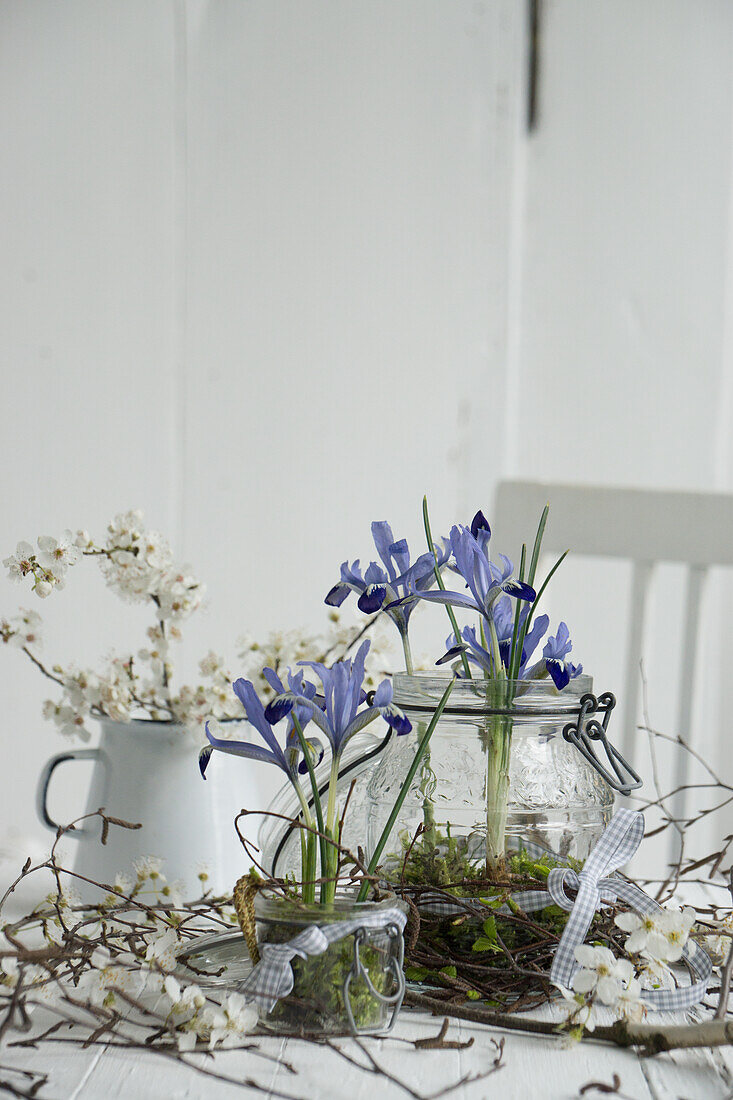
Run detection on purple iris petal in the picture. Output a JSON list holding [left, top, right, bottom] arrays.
[[502, 580, 536, 601], [436, 644, 466, 666], [470, 510, 491, 539], [389, 538, 411, 577], [324, 521, 450, 637], [204, 670, 326, 785], [543, 622, 572, 662], [284, 640, 412, 753], [537, 623, 582, 689], [264, 695, 294, 723], [522, 613, 550, 666], [325, 583, 350, 606], [205, 719, 287, 770], [232, 678, 289, 765], [358, 584, 387, 613], [546, 658, 570, 691], [372, 679, 393, 708], [297, 737, 325, 774], [199, 744, 213, 778], [371, 521, 399, 581], [383, 708, 411, 735]]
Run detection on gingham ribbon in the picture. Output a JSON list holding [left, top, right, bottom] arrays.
[[239, 907, 407, 1012], [545, 808, 711, 1010], [401, 810, 711, 1011]]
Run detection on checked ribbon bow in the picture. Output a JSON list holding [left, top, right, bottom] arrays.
[[519, 809, 711, 1009]]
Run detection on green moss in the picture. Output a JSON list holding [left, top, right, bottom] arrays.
[[386, 824, 583, 1005], [258, 917, 393, 1036]]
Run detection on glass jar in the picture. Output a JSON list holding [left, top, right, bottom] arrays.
[[366, 673, 614, 885], [254, 893, 408, 1036]]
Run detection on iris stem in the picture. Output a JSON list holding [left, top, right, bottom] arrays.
[[400, 629, 415, 675], [508, 544, 527, 681], [525, 549, 569, 630], [292, 714, 328, 905], [527, 504, 549, 588], [292, 781, 315, 904], [485, 679, 512, 873], [422, 495, 472, 679], [487, 617, 506, 681], [512, 506, 556, 672], [322, 755, 341, 905], [356, 676, 456, 903]]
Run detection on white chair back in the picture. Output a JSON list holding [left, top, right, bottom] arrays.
[[492, 480, 733, 842]]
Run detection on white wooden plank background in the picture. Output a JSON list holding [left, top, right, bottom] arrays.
[[0, 0, 525, 885]]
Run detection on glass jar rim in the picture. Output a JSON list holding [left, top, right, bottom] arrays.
[[391, 671, 594, 716], [254, 891, 408, 922]]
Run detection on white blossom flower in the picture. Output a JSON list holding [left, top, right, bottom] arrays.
[[140, 531, 172, 571], [657, 907, 697, 962], [3, 542, 36, 583], [134, 855, 165, 882], [44, 701, 91, 741], [34, 580, 53, 599], [1, 610, 42, 650], [700, 917, 733, 966], [176, 1027, 199, 1051], [204, 993, 258, 1048], [157, 574, 204, 622], [163, 975, 206, 1015], [37, 531, 80, 580], [144, 923, 180, 972], [615, 911, 668, 958], [75, 947, 143, 1007], [637, 951, 674, 990], [615, 977, 646, 1022], [572, 944, 634, 1004], [199, 651, 224, 678], [556, 985, 596, 1034], [0, 954, 19, 987], [42, 920, 65, 946], [616, 906, 696, 963]]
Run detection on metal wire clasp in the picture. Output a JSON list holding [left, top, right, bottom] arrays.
[[342, 923, 406, 1035], [562, 692, 642, 796]]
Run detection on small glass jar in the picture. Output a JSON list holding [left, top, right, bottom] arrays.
[[366, 673, 614, 884], [254, 894, 408, 1036]]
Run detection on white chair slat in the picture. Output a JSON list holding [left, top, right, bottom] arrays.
[[494, 480, 733, 566], [621, 561, 653, 765], [493, 480, 733, 872], [671, 564, 708, 846]]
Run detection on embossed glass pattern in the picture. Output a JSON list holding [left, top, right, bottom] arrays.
[[365, 673, 614, 875]]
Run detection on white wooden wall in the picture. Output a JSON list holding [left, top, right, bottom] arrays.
[[2, 1, 733, 892], [506, 1, 733, 838], [0, 1, 525, 884]]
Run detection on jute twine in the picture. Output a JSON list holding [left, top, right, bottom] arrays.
[[233, 874, 261, 965]]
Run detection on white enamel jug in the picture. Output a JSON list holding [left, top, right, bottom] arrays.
[[35, 718, 269, 900]]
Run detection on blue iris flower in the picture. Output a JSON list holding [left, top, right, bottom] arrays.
[[402, 519, 536, 621], [534, 622, 583, 690], [492, 596, 549, 674], [261, 666, 325, 775], [199, 672, 323, 781], [264, 640, 411, 757], [437, 596, 550, 678], [325, 521, 448, 635]]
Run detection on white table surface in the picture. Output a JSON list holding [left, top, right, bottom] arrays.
[[4, 1005, 733, 1100]]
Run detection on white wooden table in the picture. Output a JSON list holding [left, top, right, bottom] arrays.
[[4, 1006, 732, 1100]]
